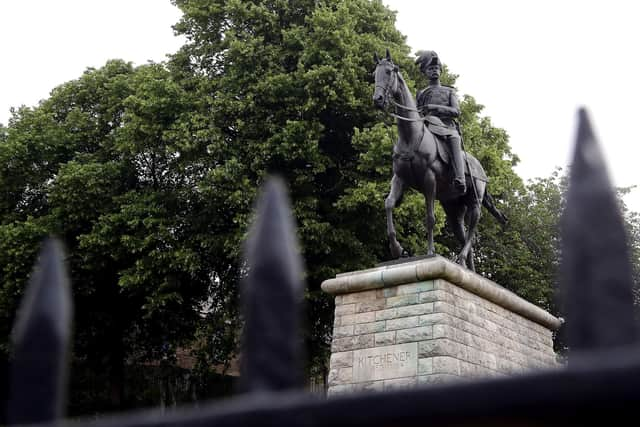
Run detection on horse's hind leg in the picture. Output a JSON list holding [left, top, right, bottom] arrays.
[[459, 203, 480, 271], [467, 246, 475, 272], [443, 202, 467, 262], [386, 175, 407, 258], [462, 181, 486, 271], [422, 170, 437, 256]]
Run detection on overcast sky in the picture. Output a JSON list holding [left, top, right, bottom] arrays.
[[0, 1, 184, 122], [1, 1, 639, 210]]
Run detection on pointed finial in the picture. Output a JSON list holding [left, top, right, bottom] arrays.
[[239, 177, 305, 393], [8, 237, 72, 424], [560, 108, 637, 355]]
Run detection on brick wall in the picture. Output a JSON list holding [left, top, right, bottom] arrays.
[[327, 278, 558, 396]]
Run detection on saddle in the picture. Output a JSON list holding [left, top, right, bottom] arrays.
[[425, 121, 488, 182], [424, 115, 456, 137]]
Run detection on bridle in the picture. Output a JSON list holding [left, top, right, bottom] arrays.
[[375, 63, 427, 122], [374, 65, 397, 107]]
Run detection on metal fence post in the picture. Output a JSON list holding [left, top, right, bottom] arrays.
[[7, 238, 72, 424], [239, 177, 305, 393], [560, 108, 638, 353]]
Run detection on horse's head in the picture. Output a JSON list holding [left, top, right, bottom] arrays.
[[372, 49, 399, 109]]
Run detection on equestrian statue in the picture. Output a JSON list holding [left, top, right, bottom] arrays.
[[372, 49, 506, 271]]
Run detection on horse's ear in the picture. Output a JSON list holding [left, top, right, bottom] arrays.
[[374, 52, 380, 64], [386, 49, 391, 60]]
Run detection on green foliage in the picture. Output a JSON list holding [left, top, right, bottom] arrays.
[[0, 59, 231, 413], [476, 171, 563, 311], [170, 0, 412, 371], [0, 220, 48, 354], [618, 187, 640, 295]]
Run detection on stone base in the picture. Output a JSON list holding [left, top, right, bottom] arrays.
[[321, 256, 561, 396]]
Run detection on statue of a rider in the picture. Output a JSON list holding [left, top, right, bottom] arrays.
[[415, 51, 466, 194]]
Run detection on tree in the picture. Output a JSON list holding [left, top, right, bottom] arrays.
[[0, 59, 236, 413], [474, 168, 640, 327], [168, 0, 410, 373], [475, 171, 564, 311], [619, 187, 640, 304]]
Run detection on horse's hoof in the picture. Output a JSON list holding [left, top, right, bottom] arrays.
[[401, 249, 411, 258], [452, 255, 468, 269], [390, 244, 401, 259]]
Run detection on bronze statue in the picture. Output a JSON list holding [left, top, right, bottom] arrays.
[[415, 51, 465, 194], [372, 50, 506, 271]]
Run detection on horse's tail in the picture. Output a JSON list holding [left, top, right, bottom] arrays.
[[482, 191, 508, 226]]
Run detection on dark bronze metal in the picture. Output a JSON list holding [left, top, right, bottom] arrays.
[[561, 108, 638, 353], [416, 50, 465, 193], [373, 51, 507, 270], [7, 238, 71, 425], [239, 177, 305, 393]]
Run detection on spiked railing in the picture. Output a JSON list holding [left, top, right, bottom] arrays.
[[7, 238, 72, 425], [239, 177, 305, 393], [6, 109, 640, 426], [561, 109, 638, 352]]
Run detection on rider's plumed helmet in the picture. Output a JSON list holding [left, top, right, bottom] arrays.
[[415, 50, 442, 70]]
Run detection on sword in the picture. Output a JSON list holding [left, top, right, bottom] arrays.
[[456, 122, 481, 207]]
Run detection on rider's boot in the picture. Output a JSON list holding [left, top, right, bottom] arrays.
[[450, 136, 466, 194]]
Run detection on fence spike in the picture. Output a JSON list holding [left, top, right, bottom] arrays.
[[560, 108, 637, 354], [7, 237, 72, 425], [239, 177, 305, 393]]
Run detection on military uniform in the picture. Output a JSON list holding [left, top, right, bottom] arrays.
[[417, 85, 459, 128], [415, 51, 466, 193]]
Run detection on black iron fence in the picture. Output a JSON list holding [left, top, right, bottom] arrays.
[[5, 109, 640, 425]]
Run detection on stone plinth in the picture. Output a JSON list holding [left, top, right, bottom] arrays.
[[321, 256, 562, 396]]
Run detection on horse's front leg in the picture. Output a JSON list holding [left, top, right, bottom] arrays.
[[385, 175, 407, 258], [422, 170, 437, 256]]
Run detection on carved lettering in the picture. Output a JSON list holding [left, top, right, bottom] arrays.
[[353, 343, 418, 382]]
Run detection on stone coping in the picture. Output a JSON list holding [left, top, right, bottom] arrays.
[[321, 256, 562, 331]]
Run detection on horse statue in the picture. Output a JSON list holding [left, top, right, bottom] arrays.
[[372, 50, 507, 271]]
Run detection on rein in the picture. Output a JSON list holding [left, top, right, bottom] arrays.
[[376, 69, 426, 153], [391, 99, 420, 112], [377, 69, 426, 122], [389, 100, 428, 122], [388, 112, 428, 122]]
